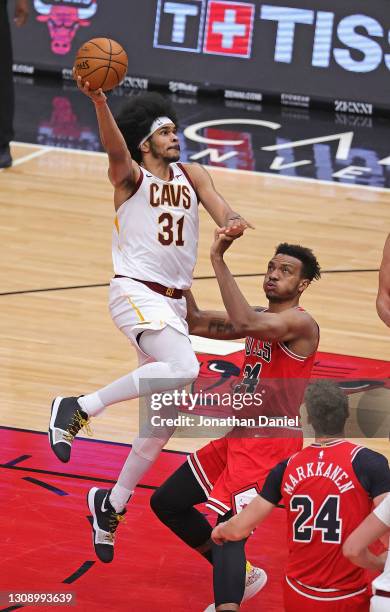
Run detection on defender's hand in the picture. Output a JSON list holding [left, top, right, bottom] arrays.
[[74, 71, 107, 105], [210, 229, 235, 261]]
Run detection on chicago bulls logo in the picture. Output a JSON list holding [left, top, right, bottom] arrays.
[[34, 0, 98, 55], [180, 355, 242, 417]]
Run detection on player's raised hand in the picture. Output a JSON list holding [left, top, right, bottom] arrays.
[[218, 214, 254, 237], [73, 71, 107, 104], [210, 228, 236, 261]]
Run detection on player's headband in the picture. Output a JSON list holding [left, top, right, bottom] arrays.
[[139, 117, 174, 147]]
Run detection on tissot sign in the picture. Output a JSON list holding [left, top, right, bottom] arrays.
[[152, 0, 390, 109], [11, 0, 390, 112], [155, 0, 390, 73]]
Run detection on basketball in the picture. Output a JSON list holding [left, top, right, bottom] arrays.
[[74, 38, 128, 92]]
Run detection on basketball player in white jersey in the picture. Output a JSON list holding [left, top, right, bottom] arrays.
[[48, 80, 251, 563], [343, 494, 390, 611]]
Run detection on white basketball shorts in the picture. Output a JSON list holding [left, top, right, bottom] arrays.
[[109, 277, 188, 348]]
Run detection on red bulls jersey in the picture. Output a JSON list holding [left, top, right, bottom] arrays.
[[282, 440, 372, 592], [236, 307, 318, 423]]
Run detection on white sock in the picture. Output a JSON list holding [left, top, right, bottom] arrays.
[[109, 484, 133, 513], [110, 450, 154, 512], [110, 433, 172, 510], [78, 393, 104, 415], [76, 326, 199, 417]]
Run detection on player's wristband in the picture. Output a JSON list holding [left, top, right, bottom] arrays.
[[228, 215, 242, 220]]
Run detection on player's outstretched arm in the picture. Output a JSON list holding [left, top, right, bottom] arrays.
[[343, 511, 389, 572], [184, 290, 244, 340], [184, 163, 253, 237], [210, 232, 318, 349], [377, 234, 390, 327], [212, 459, 285, 544], [212, 496, 274, 544], [74, 74, 136, 198]]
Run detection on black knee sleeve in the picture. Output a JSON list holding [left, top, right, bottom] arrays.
[[151, 462, 212, 549], [212, 512, 246, 606], [212, 539, 246, 606]]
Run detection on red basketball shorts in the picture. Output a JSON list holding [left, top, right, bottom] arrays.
[[187, 435, 303, 515]]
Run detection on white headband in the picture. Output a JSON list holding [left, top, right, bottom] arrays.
[[139, 116, 175, 147]]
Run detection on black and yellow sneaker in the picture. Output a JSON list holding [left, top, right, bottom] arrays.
[[87, 488, 126, 563], [48, 396, 91, 463]]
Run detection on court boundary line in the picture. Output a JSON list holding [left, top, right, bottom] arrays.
[[11, 148, 50, 167], [0, 268, 380, 297], [0, 147, 50, 171], [63, 561, 95, 585], [1, 462, 157, 490], [23, 476, 68, 496], [9, 141, 390, 194], [0, 427, 286, 509], [0, 424, 188, 455]]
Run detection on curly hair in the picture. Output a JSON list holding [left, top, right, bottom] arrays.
[[275, 243, 321, 281], [304, 380, 349, 436], [115, 92, 178, 163]]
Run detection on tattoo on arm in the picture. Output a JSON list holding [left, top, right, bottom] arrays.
[[208, 318, 235, 336]]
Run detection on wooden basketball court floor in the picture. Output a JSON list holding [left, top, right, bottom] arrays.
[[0, 141, 389, 611]]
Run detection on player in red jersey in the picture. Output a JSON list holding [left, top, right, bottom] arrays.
[[212, 380, 390, 611], [151, 234, 320, 611]]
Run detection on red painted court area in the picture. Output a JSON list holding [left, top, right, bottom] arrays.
[[1, 428, 287, 612]]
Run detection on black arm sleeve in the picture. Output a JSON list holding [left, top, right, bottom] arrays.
[[353, 448, 390, 499], [259, 459, 288, 505]]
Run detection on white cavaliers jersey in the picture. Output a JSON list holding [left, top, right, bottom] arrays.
[[112, 163, 199, 289]]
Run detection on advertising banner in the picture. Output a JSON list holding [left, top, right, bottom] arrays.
[[11, 0, 390, 114]]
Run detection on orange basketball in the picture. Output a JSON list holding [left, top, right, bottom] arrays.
[[74, 38, 128, 92]]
